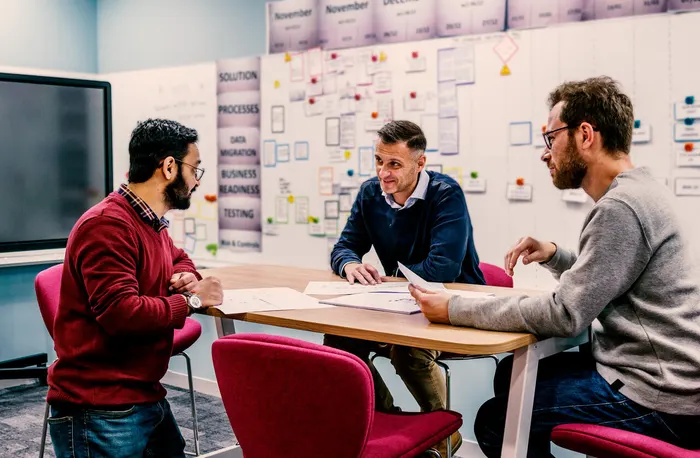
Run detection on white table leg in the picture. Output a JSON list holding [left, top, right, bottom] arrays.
[[501, 344, 539, 458]]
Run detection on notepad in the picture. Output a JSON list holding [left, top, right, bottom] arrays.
[[319, 292, 421, 315], [303, 281, 445, 296]]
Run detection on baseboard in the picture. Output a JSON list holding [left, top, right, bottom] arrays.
[[161, 370, 221, 398], [456, 439, 486, 457]]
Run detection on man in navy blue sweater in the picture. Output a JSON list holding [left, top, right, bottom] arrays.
[[326, 120, 484, 455]]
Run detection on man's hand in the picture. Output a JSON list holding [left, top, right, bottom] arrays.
[[343, 263, 382, 285], [169, 272, 199, 293], [192, 277, 224, 307], [408, 284, 451, 324], [503, 237, 557, 276]]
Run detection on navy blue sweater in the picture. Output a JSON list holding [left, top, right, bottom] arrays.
[[331, 171, 485, 285]]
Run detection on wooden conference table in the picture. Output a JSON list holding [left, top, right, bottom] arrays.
[[201, 264, 587, 458]]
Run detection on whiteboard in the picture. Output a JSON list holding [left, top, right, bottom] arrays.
[[259, 12, 700, 290], [106, 63, 221, 262]]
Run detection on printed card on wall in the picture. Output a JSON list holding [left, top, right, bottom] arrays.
[[318, 0, 375, 50], [373, 0, 436, 44], [216, 58, 262, 253], [268, 0, 319, 54]]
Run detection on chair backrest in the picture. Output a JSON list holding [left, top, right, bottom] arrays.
[[212, 333, 374, 458], [479, 262, 513, 288], [34, 263, 64, 339]]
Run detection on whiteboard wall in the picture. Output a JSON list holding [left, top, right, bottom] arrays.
[[259, 12, 700, 290]]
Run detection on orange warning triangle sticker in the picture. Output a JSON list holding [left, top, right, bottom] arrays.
[[500, 64, 511, 76]]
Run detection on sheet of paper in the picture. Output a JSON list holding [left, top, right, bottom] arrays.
[[328, 147, 345, 163], [406, 56, 427, 73], [215, 287, 331, 315], [510, 122, 532, 146], [376, 94, 393, 120], [184, 235, 196, 254], [325, 200, 340, 219], [397, 262, 433, 290], [304, 281, 444, 295], [339, 192, 353, 212], [307, 78, 324, 97], [373, 72, 392, 93], [318, 167, 334, 195], [455, 45, 476, 85], [263, 140, 276, 167], [324, 218, 338, 236], [184, 218, 196, 234], [438, 48, 456, 82], [289, 53, 304, 82], [450, 290, 496, 299], [294, 141, 309, 160], [439, 117, 459, 155], [307, 48, 323, 77], [275, 196, 289, 223], [404, 93, 426, 112], [340, 114, 356, 148], [320, 292, 421, 315], [289, 87, 306, 102], [507, 184, 533, 201], [326, 117, 340, 146], [304, 99, 324, 117], [323, 73, 338, 94], [195, 224, 207, 241], [295, 197, 309, 223], [276, 143, 290, 162], [359, 146, 374, 176], [438, 82, 458, 118], [340, 97, 356, 114], [271, 105, 285, 133], [421, 114, 439, 152]]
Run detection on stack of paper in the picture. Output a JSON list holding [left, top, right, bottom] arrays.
[[319, 293, 422, 315], [214, 287, 332, 315], [303, 281, 445, 296]]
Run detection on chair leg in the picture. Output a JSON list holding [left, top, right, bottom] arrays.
[[40, 401, 49, 457], [422, 449, 442, 458], [179, 352, 200, 456], [435, 360, 452, 458]]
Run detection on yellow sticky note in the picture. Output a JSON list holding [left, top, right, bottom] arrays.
[[274, 80, 280, 88], [379, 51, 387, 62], [500, 64, 511, 76], [284, 53, 292, 62], [287, 195, 295, 204], [344, 150, 352, 160]]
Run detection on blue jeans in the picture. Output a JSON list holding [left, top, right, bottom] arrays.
[[475, 351, 700, 457], [48, 399, 185, 458]]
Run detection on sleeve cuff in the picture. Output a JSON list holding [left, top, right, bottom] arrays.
[[168, 294, 189, 329], [542, 244, 575, 273]]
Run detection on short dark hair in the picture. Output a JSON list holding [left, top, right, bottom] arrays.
[[377, 120, 426, 156], [127, 118, 198, 183], [548, 76, 633, 155]]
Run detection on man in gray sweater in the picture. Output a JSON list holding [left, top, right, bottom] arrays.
[[410, 76, 700, 457]]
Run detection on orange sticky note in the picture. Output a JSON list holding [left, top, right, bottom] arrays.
[[516, 177, 525, 186]]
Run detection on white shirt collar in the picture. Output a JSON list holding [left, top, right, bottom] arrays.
[[383, 169, 429, 210]]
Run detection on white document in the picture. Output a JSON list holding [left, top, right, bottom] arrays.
[[307, 48, 323, 77], [439, 117, 459, 155], [276, 143, 290, 162], [290, 54, 304, 82], [339, 192, 353, 212], [303, 281, 444, 296], [438, 81, 458, 118], [295, 197, 310, 223], [421, 114, 439, 152], [373, 72, 392, 93], [438, 48, 456, 82], [359, 146, 375, 176], [320, 292, 421, 315], [275, 196, 289, 223], [397, 262, 433, 290], [323, 73, 338, 94], [326, 117, 340, 146], [263, 141, 276, 167], [406, 56, 427, 73], [450, 290, 496, 299], [214, 287, 331, 315], [294, 141, 309, 160], [271, 106, 285, 133], [510, 122, 532, 146], [340, 115, 356, 148], [455, 45, 476, 85]]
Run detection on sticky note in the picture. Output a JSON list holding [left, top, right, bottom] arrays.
[[274, 80, 280, 89], [685, 118, 695, 126], [500, 64, 511, 76], [685, 143, 694, 152], [284, 53, 292, 63], [686, 96, 695, 105], [412, 51, 419, 59], [344, 150, 352, 160], [634, 120, 641, 129], [516, 177, 525, 186], [470, 171, 478, 179], [379, 51, 387, 62], [347, 169, 354, 176], [287, 195, 295, 204]]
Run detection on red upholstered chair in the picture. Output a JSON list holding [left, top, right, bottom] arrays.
[[212, 333, 463, 458], [478, 262, 513, 288], [34, 264, 203, 457], [551, 424, 700, 458]]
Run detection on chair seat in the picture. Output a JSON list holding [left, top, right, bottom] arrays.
[[172, 317, 202, 355], [362, 410, 462, 458], [551, 424, 700, 458]]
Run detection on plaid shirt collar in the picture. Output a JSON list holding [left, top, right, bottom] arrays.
[[117, 183, 170, 233]]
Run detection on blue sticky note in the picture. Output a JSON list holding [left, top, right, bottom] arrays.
[[347, 169, 354, 177], [685, 118, 695, 126], [686, 96, 695, 105], [634, 120, 641, 129]]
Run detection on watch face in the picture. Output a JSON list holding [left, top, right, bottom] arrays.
[[190, 295, 203, 309]]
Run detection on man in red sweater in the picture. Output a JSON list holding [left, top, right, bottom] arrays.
[[47, 119, 223, 458]]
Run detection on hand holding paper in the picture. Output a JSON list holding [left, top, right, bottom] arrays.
[[397, 261, 432, 289], [408, 284, 451, 324]]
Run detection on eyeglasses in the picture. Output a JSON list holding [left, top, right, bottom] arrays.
[[174, 158, 205, 181], [542, 123, 598, 149]]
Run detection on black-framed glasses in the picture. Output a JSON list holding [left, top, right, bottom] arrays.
[[174, 158, 205, 181], [542, 123, 598, 149], [542, 125, 572, 150]]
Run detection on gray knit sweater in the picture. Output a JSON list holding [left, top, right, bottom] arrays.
[[448, 167, 700, 415]]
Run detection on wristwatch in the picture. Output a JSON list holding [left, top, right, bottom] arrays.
[[183, 292, 204, 314]]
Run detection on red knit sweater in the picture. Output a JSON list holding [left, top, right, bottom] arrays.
[[47, 193, 200, 407]]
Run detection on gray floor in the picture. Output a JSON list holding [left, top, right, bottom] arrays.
[[0, 381, 236, 457]]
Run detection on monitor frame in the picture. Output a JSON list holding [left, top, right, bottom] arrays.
[[0, 72, 113, 253]]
